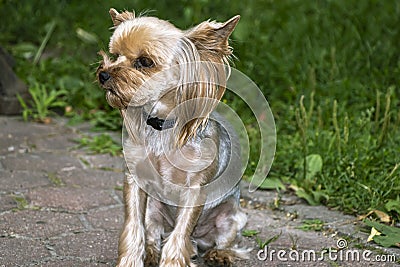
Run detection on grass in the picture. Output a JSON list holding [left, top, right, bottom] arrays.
[[296, 219, 325, 232], [17, 82, 67, 123], [242, 229, 281, 249], [74, 134, 122, 156], [47, 172, 65, 187], [1, 0, 399, 225]]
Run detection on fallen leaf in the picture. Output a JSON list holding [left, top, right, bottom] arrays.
[[357, 210, 374, 221], [367, 227, 381, 242], [357, 210, 391, 223], [372, 209, 391, 223]]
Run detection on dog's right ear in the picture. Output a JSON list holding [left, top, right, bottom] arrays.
[[109, 8, 135, 27]]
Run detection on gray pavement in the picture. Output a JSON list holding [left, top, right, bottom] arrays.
[[0, 116, 399, 266]]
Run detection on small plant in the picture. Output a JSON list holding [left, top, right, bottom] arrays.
[[297, 219, 325, 231], [12, 195, 29, 211], [365, 219, 400, 248], [242, 229, 260, 237], [242, 229, 281, 249], [74, 134, 122, 156], [11, 194, 39, 211], [47, 172, 65, 187], [289, 234, 299, 250], [17, 83, 67, 123], [256, 232, 282, 249]]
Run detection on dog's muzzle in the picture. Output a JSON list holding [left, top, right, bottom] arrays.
[[99, 71, 111, 84]]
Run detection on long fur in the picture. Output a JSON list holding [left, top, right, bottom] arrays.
[[97, 9, 246, 267]]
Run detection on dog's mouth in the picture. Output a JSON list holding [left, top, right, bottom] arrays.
[[105, 88, 127, 109], [105, 89, 115, 97]]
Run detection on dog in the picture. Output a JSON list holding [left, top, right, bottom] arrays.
[[97, 8, 248, 267]]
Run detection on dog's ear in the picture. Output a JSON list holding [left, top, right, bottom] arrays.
[[109, 8, 135, 27], [174, 16, 239, 146], [185, 15, 240, 56], [174, 61, 228, 147]]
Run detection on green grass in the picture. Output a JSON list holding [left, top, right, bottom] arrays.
[[1, 0, 399, 222], [296, 219, 325, 232], [74, 134, 122, 156], [242, 229, 281, 249], [17, 82, 67, 122]]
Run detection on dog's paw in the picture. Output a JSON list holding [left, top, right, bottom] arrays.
[[159, 260, 197, 267], [159, 234, 196, 267], [117, 255, 144, 267], [159, 252, 194, 267], [203, 249, 236, 267], [145, 244, 160, 266]]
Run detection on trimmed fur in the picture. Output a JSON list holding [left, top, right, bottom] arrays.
[[97, 9, 246, 267]]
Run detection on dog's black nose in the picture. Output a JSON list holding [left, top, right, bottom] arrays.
[[99, 71, 111, 84]]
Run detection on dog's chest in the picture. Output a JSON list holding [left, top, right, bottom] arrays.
[[146, 143, 217, 187]]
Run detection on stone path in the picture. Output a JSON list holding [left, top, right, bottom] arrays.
[[0, 116, 398, 266]]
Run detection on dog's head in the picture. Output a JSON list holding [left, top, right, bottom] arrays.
[[97, 9, 239, 144]]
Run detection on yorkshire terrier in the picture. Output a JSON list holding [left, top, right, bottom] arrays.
[[97, 8, 248, 267]]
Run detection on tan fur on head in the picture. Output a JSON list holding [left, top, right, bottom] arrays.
[[97, 9, 239, 146], [186, 15, 240, 59], [109, 8, 135, 27], [174, 17, 240, 146]]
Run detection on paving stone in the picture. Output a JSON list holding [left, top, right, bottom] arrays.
[[80, 154, 124, 172], [57, 169, 123, 189], [87, 206, 124, 230], [0, 134, 29, 155], [0, 121, 78, 154], [26, 187, 118, 211], [0, 117, 65, 139], [28, 133, 80, 152], [0, 170, 50, 191], [41, 259, 114, 267], [0, 210, 83, 238], [0, 116, 399, 266], [52, 231, 118, 263], [0, 237, 49, 266], [1, 152, 82, 172], [0, 194, 17, 212], [114, 188, 124, 202]]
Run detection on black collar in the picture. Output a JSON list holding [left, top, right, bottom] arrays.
[[143, 110, 176, 131]]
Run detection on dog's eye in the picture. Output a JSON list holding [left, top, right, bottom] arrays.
[[134, 57, 154, 69]]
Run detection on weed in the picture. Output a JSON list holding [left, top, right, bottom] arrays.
[[17, 83, 67, 123], [365, 219, 400, 248], [33, 20, 56, 65], [47, 172, 65, 187], [79, 157, 90, 167], [289, 234, 299, 250], [256, 232, 282, 249], [297, 219, 325, 231], [12, 195, 29, 211], [74, 134, 122, 156], [241, 229, 281, 249], [114, 185, 124, 191], [242, 229, 260, 237]]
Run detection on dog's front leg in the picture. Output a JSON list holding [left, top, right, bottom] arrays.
[[117, 173, 147, 267], [160, 188, 204, 267]]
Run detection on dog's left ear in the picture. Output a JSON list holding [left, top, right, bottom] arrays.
[[109, 8, 135, 27], [186, 15, 240, 56]]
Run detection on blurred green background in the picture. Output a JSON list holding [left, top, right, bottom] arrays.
[[1, 0, 399, 223]]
